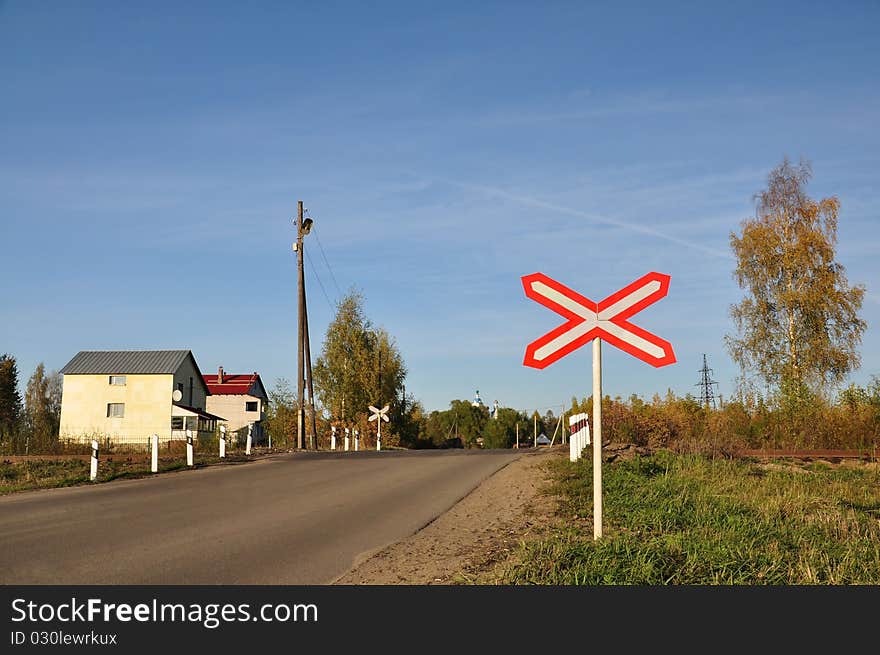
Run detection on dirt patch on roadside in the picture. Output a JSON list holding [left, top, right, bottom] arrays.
[[333, 446, 566, 585]]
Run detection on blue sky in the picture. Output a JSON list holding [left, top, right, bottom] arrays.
[[2, 1, 878, 414]]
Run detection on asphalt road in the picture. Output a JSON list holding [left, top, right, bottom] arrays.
[[0, 449, 523, 584]]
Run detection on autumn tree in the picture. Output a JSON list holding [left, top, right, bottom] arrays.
[[313, 290, 409, 439], [24, 363, 62, 450], [0, 353, 23, 445], [263, 377, 298, 449], [726, 158, 866, 397], [396, 395, 426, 448]]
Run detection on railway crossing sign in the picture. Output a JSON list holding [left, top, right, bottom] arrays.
[[521, 271, 676, 369], [521, 271, 675, 541], [368, 405, 390, 422], [368, 404, 390, 451]]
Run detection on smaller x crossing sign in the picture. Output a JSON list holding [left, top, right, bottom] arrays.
[[368, 405, 390, 422], [368, 404, 390, 452]]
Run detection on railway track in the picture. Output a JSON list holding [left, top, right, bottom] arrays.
[[739, 448, 878, 462]]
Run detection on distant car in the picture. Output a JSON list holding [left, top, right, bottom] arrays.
[[536, 434, 551, 446]]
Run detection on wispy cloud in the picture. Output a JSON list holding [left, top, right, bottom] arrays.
[[438, 177, 734, 259], [473, 90, 791, 129]]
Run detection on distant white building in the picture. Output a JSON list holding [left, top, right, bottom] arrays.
[[472, 389, 483, 407]]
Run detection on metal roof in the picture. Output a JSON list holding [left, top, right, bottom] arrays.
[[60, 350, 194, 375], [203, 372, 265, 397]]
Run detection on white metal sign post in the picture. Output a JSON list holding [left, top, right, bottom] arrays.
[[331, 426, 337, 451], [344, 427, 350, 451], [90, 439, 99, 481], [568, 412, 590, 463], [592, 339, 603, 539], [186, 429, 194, 467], [219, 424, 226, 459], [354, 430, 359, 451], [522, 271, 675, 540], [151, 434, 159, 473], [368, 404, 390, 451], [246, 423, 253, 455]]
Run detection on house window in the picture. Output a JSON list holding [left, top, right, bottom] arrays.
[[198, 418, 216, 433], [109, 375, 126, 385], [107, 403, 125, 418], [246, 401, 258, 412], [171, 417, 184, 430]]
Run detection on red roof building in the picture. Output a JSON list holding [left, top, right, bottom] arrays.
[[203, 366, 269, 438]]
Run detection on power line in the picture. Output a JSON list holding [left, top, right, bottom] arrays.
[[305, 250, 334, 312], [310, 222, 343, 299]]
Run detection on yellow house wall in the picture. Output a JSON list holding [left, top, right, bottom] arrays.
[[59, 373, 175, 442]]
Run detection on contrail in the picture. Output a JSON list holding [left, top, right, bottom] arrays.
[[442, 177, 734, 260]]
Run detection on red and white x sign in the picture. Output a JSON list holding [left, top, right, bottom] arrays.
[[522, 272, 676, 369]]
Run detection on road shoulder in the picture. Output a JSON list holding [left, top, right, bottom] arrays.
[[333, 446, 565, 584]]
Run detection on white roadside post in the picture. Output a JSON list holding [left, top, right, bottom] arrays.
[[568, 412, 590, 463], [368, 404, 390, 452], [186, 429, 194, 467], [521, 271, 676, 542], [151, 434, 159, 473], [246, 423, 253, 455], [354, 430, 359, 451], [331, 426, 337, 451], [344, 427, 350, 451], [219, 424, 226, 459], [90, 439, 99, 481]]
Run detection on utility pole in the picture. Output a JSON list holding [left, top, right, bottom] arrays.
[[561, 402, 566, 444], [303, 284, 317, 449], [294, 200, 316, 449], [296, 201, 305, 450]]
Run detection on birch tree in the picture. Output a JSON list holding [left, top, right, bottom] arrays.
[[24, 363, 62, 450], [726, 158, 866, 395], [313, 291, 407, 428]]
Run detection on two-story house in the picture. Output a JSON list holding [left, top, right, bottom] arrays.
[[58, 350, 225, 445], [203, 367, 269, 443]]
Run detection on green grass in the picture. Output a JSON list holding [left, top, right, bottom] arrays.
[[500, 451, 880, 584]]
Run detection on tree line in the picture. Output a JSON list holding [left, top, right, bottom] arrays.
[[265, 156, 871, 452], [3, 156, 872, 454], [0, 355, 62, 454]]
